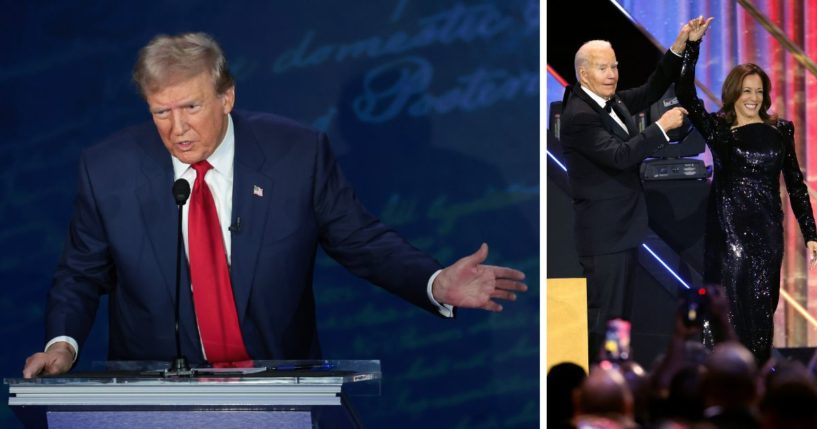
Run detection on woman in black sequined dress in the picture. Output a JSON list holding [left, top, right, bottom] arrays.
[[676, 21, 817, 364]]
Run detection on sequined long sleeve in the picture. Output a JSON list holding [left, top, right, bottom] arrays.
[[676, 40, 721, 149], [779, 120, 817, 243]]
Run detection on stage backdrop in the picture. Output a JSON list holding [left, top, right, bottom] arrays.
[[0, 1, 539, 428]]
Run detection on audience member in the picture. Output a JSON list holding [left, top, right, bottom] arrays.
[[548, 362, 588, 428]]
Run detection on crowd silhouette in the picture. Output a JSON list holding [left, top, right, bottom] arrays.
[[547, 284, 817, 429]]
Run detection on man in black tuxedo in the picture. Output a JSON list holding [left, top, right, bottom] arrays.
[[560, 23, 695, 360]]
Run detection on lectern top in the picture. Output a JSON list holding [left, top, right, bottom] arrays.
[[5, 360, 381, 386]]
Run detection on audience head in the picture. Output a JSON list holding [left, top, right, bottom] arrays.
[[547, 362, 587, 426], [701, 341, 757, 408], [759, 359, 817, 429], [575, 364, 634, 420]]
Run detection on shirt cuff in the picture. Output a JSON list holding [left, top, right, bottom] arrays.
[[670, 47, 683, 57], [46, 336, 79, 363], [655, 122, 671, 141], [427, 269, 454, 318]]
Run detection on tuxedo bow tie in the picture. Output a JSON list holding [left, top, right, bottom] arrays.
[[604, 99, 615, 113]]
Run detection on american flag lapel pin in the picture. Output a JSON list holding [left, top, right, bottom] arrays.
[[253, 185, 264, 198]]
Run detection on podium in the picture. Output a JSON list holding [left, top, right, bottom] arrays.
[[5, 360, 380, 429]]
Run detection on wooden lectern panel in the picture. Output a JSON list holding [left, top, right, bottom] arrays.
[[546, 278, 588, 372]]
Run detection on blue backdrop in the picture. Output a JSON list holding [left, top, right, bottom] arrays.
[[1, 1, 539, 427]]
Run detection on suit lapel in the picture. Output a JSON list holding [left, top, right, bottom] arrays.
[[572, 86, 633, 140], [230, 114, 274, 325], [610, 97, 639, 137], [135, 131, 200, 356]]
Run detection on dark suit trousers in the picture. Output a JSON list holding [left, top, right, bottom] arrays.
[[579, 248, 637, 362]]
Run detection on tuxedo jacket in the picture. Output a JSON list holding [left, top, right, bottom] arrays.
[[46, 110, 443, 363], [559, 50, 681, 256]]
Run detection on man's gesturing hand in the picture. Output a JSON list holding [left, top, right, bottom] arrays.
[[432, 243, 527, 312]]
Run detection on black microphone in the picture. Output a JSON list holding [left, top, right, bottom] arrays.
[[167, 179, 192, 376], [173, 179, 190, 205], [229, 217, 241, 232]]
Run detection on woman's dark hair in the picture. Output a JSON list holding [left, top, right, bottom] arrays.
[[718, 63, 777, 125]]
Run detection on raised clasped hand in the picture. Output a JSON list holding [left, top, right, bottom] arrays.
[[688, 16, 715, 42]]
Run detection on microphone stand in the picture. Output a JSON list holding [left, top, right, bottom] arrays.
[[166, 179, 193, 377]]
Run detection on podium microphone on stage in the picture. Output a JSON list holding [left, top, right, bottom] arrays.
[[167, 179, 193, 376]]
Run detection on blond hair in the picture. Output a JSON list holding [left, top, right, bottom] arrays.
[[132, 32, 234, 97]]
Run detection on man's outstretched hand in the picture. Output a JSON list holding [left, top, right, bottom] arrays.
[[432, 243, 527, 312], [22, 342, 74, 379]]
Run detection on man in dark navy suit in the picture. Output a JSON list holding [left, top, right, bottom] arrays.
[[23, 32, 526, 377], [559, 22, 697, 360]]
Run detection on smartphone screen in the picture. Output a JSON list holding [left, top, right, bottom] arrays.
[[603, 318, 631, 362]]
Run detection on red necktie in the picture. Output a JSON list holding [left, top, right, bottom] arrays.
[[188, 161, 250, 364]]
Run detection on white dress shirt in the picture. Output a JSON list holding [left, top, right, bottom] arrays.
[[172, 115, 235, 265], [581, 86, 631, 133], [580, 86, 670, 141]]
